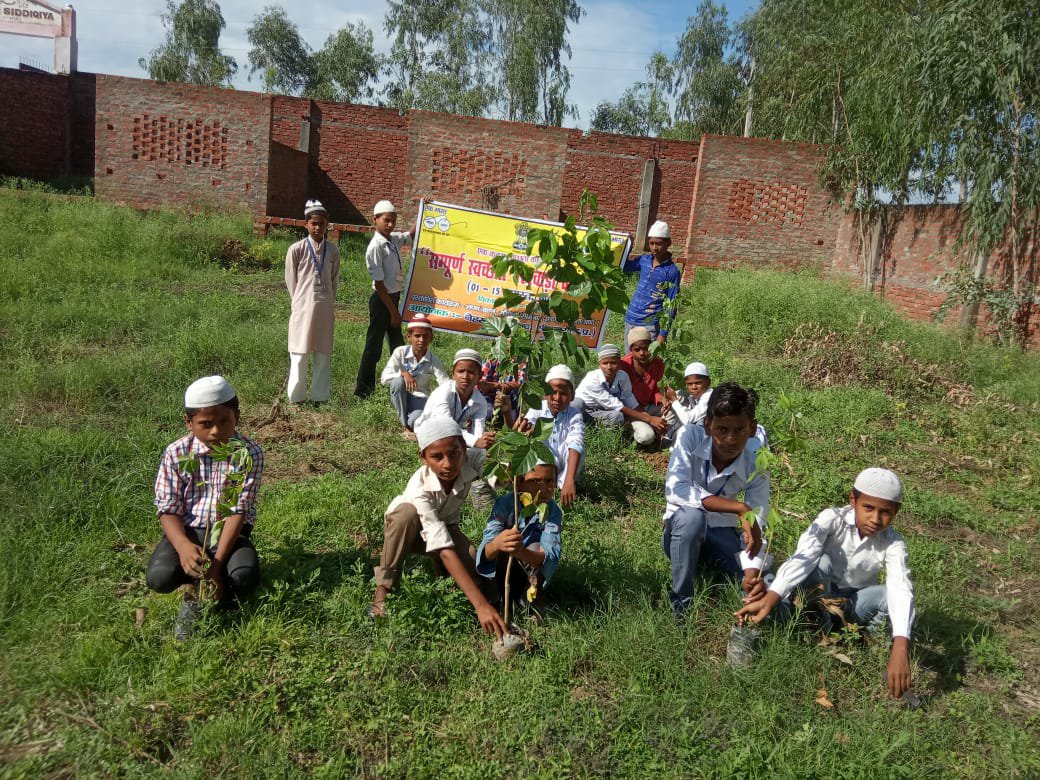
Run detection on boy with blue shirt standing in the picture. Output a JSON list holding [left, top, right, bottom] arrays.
[[663, 382, 769, 618], [355, 199, 415, 398], [622, 220, 681, 345]]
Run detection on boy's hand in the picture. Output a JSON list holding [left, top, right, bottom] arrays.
[[493, 527, 523, 555], [474, 431, 496, 449], [741, 569, 767, 600], [648, 415, 668, 434], [401, 370, 417, 392], [664, 386, 678, 403], [734, 590, 781, 626], [740, 511, 763, 558], [560, 478, 577, 507], [176, 542, 206, 578], [477, 603, 508, 638], [493, 389, 510, 410], [513, 417, 533, 433], [390, 310, 402, 327], [887, 638, 912, 698]]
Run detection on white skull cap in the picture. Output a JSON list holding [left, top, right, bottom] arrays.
[[453, 348, 482, 368], [545, 364, 574, 387], [853, 468, 903, 503], [304, 199, 327, 217], [373, 199, 396, 215], [648, 220, 671, 239], [415, 417, 464, 451], [184, 375, 236, 408], [684, 362, 709, 378]]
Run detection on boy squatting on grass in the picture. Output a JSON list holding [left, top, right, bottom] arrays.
[[619, 326, 674, 448], [146, 376, 264, 639], [368, 417, 508, 638], [379, 312, 448, 437], [735, 468, 915, 699], [515, 364, 584, 508], [285, 200, 341, 404], [573, 343, 667, 442], [355, 200, 416, 399], [476, 461, 562, 609], [663, 382, 769, 618]]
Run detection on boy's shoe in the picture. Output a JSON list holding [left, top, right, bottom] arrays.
[[173, 599, 201, 642]]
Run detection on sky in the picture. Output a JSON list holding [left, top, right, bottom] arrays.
[[1, 0, 759, 129]]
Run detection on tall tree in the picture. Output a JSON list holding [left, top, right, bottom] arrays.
[[246, 6, 312, 95], [591, 51, 672, 136], [311, 23, 381, 103], [493, 0, 584, 125], [383, 0, 494, 116], [668, 0, 745, 138], [139, 0, 237, 86]]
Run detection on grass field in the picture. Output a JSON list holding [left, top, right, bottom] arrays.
[[0, 190, 1038, 778]]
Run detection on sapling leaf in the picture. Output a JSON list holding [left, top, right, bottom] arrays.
[[532, 441, 555, 465]]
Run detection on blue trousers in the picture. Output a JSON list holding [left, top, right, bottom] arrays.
[[663, 506, 746, 615], [802, 555, 889, 635]]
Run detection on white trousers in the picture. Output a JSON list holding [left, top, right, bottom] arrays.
[[288, 352, 332, 403]]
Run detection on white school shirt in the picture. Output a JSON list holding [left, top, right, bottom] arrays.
[[673, 387, 713, 426], [385, 447, 486, 553], [414, 381, 488, 446], [769, 505, 915, 639], [664, 422, 770, 571], [524, 402, 585, 488], [365, 230, 411, 294], [380, 346, 449, 398], [575, 368, 638, 412]]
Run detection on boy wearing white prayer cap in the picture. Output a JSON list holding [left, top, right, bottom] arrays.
[[380, 313, 449, 438], [622, 219, 681, 346], [413, 348, 494, 450], [516, 364, 585, 507], [573, 344, 642, 433], [285, 199, 341, 403], [368, 417, 508, 639], [735, 467, 915, 700], [355, 199, 416, 398], [146, 376, 265, 640]]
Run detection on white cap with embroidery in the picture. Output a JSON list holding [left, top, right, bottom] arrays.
[[853, 468, 903, 503], [648, 220, 671, 239], [184, 375, 236, 408]]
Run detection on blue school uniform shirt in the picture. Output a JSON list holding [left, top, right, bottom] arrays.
[[476, 493, 563, 585], [622, 253, 681, 334]]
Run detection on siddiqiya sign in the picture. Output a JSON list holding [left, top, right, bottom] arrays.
[[400, 201, 631, 348], [0, 0, 63, 34]]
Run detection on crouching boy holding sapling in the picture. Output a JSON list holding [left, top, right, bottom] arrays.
[[476, 461, 562, 609], [663, 382, 769, 618], [517, 364, 584, 507], [735, 468, 915, 699], [369, 417, 508, 638], [146, 376, 264, 640]]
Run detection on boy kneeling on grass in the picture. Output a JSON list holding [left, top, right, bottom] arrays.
[[476, 461, 562, 611], [735, 468, 915, 699], [146, 376, 264, 641], [369, 417, 508, 638]]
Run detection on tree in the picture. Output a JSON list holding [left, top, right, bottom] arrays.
[[383, 0, 494, 116], [246, 6, 312, 95], [667, 0, 746, 139], [139, 0, 237, 86], [492, 0, 584, 126], [311, 23, 381, 103], [591, 51, 672, 136]]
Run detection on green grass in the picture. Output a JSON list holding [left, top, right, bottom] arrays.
[[1, 191, 1038, 777]]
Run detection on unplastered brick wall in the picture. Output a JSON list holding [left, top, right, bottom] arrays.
[[407, 111, 568, 226], [94, 75, 272, 213], [562, 131, 654, 238], [0, 67, 69, 179], [683, 135, 841, 281]]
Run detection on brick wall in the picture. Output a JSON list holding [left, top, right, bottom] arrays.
[[684, 135, 841, 279], [0, 68, 69, 179], [93, 74, 272, 213], [266, 141, 308, 218]]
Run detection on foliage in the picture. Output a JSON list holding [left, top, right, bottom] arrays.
[[591, 52, 672, 137], [246, 6, 380, 102], [139, 0, 238, 86], [0, 175, 93, 196], [215, 238, 275, 273], [934, 265, 1035, 349]]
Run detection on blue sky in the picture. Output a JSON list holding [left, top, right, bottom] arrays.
[[1, 0, 759, 129]]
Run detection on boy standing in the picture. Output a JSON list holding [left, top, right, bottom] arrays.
[[663, 382, 769, 618], [355, 200, 415, 398], [146, 376, 264, 640], [622, 220, 681, 345], [517, 364, 584, 507], [369, 418, 507, 638], [285, 200, 341, 404], [380, 313, 448, 437], [476, 462, 563, 608], [735, 468, 915, 699], [619, 326, 672, 447]]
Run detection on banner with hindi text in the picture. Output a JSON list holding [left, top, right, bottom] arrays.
[[401, 201, 631, 348]]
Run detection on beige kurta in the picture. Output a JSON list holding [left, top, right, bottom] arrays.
[[285, 237, 341, 354]]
